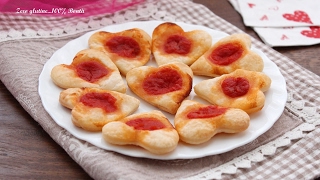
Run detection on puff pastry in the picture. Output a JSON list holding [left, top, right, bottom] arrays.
[[126, 62, 193, 114], [190, 33, 264, 77], [88, 28, 151, 75], [51, 49, 126, 93], [102, 110, 179, 154], [174, 100, 250, 144], [194, 69, 271, 114], [152, 22, 212, 66], [59, 87, 140, 131]]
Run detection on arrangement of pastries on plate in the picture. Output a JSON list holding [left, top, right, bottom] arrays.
[[50, 22, 272, 155]]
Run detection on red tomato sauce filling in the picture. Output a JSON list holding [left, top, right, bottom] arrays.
[[106, 36, 140, 58], [164, 35, 191, 55], [125, 118, 166, 130], [221, 77, 250, 98], [209, 43, 244, 65], [187, 105, 227, 119], [142, 68, 183, 95], [75, 61, 109, 83], [80, 92, 117, 113]]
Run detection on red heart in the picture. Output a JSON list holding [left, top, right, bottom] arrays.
[[283, 10, 313, 24], [301, 26, 320, 38]]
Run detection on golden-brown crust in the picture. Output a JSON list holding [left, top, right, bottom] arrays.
[[174, 100, 250, 144], [194, 69, 271, 114], [102, 110, 179, 154], [152, 22, 212, 66], [126, 62, 193, 114], [59, 87, 140, 131], [88, 28, 151, 76], [51, 49, 126, 93], [190, 33, 264, 77]]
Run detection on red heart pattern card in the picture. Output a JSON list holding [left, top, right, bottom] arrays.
[[253, 26, 320, 47], [235, 0, 320, 27], [229, 0, 320, 47]]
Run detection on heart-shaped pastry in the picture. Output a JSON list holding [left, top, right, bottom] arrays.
[[88, 28, 151, 76], [175, 100, 250, 144], [51, 49, 126, 93], [194, 69, 271, 114], [102, 110, 179, 154], [126, 62, 193, 114], [59, 87, 140, 131], [190, 33, 264, 77], [152, 22, 212, 66]]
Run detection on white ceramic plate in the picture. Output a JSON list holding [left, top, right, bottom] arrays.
[[38, 21, 287, 160]]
